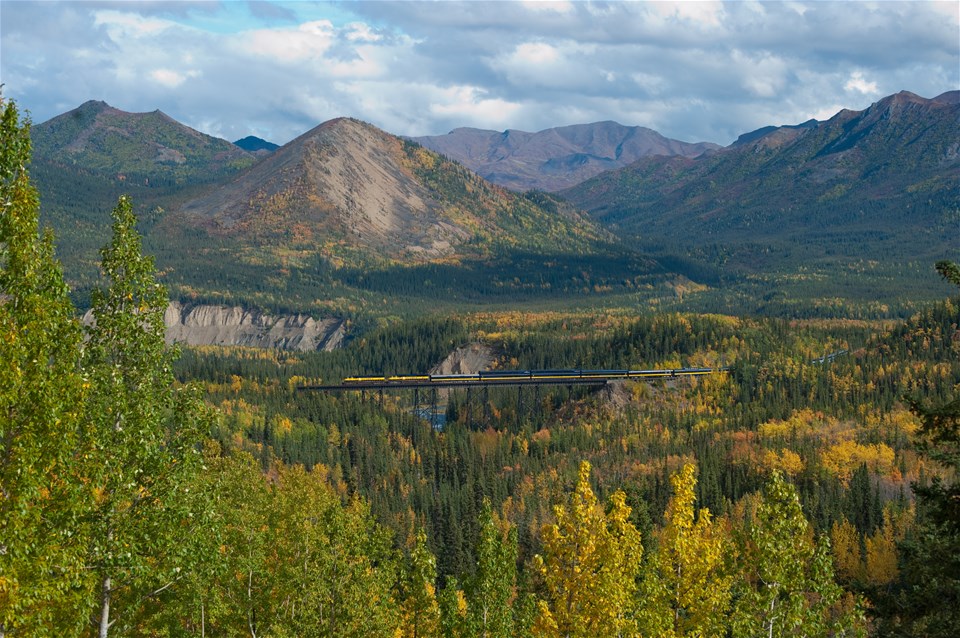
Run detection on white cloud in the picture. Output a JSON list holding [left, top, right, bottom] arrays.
[[731, 50, 789, 98], [845, 71, 879, 95], [345, 22, 382, 42], [521, 1, 575, 15], [514, 42, 561, 65], [92, 10, 173, 37], [492, 40, 606, 92], [784, 2, 809, 17], [808, 104, 845, 121], [429, 85, 522, 128], [242, 20, 336, 62], [927, 0, 959, 25], [150, 68, 191, 88], [631, 72, 667, 95], [648, 1, 726, 29]]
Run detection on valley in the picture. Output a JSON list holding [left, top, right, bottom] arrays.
[[4, 89, 959, 636], [31, 91, 958, 325]]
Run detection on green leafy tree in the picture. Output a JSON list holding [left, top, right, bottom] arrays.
[[439, 576, 468, 638], [0, 93, 90, 637], [270, 464, 402, 637], [532, 460, 642, 638], [465, 499, 517, 638], [82, 196, 207, 637], [638, 463, 733, 637], [732, 471, 864, 638], [400, 529, 441, 638], [207, 447, 273, 638], [134, 444, 270, 637]]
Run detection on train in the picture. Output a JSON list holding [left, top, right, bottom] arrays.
[[341, 367, 721, 385]]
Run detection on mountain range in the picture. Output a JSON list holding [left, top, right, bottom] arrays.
[[412, 121, 719, 192], [27, 90, 960, 317], [562, 90, 959, 266]]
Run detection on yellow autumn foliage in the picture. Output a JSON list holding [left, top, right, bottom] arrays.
[[760, 448, 805, 477], [821, 440, 896, 484]]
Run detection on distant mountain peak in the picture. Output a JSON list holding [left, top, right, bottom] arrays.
[[732, 118, 819, 148], [413, 121, 719, 191], [77, 99, 111, 109], [234, 135, 279, 154], [33, 100, 255, 180], [932, 90, 959, 105], [562, 89, 958, 268]]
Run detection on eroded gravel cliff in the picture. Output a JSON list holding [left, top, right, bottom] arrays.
[[84, 302, 345, 351]]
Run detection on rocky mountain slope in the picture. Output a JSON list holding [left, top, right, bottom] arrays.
[[562, 91, 959, 263], [28, 92, 955, 316], [413, 121, 719, 192], [163, 302, 345, 350], [173, 117, 607, 261], [29, 103, 613, 311], [430, 343, 497, 375]]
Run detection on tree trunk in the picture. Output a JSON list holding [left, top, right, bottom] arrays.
[[99, 575, 111, 638], [247, 569, 257, 638]]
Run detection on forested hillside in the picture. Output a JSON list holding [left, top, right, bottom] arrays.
[[4, 92, 959, 637], [561, 91, 959, 315]]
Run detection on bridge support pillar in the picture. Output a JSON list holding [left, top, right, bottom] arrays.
[[430, 387, 439, 431]]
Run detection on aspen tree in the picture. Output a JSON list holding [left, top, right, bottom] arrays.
[[83, 196, 206, 637], [863, 511, 898, 587], [0, 94, 89, 637], [533, 461, 642, 638], [400, 529, 441, 638], [639, 463, 732, 637], [439, 576, 468, 638], [830, 517, 864, 584], [465, 499, 517, 638], [270, 465, 401, 637], [732, 472, 865, 638]]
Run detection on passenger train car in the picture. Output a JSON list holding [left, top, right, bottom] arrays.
[[341, 368, 721, 385]]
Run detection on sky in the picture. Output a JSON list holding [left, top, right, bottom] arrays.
[[1, 1, 957, 146]]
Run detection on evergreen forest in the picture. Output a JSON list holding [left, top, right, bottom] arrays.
[[3, 95, 959, 637]]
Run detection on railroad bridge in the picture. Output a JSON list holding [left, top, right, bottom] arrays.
[[299, 367, 726, 429]]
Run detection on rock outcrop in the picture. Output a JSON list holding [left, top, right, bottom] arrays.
[[430, 343, 497, 375], [163, 302, 345, 351], [84, 302, 346, 351]]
